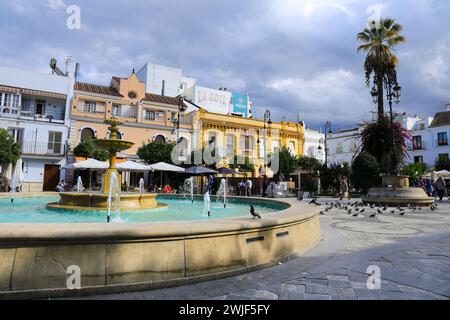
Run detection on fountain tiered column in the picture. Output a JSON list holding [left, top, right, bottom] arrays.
[[47, 118, 160, 211]]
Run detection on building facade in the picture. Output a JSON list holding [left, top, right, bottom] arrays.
[[303, 129, 326, 163], [69, 71, 195, 160], [0, 65, 74, 191], [192, 109, 304, 178]]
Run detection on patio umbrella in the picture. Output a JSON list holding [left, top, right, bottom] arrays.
[[117, 161, 151, 172], [435, 170, 450, 177], [184, 166, 218, 175], [62, 158, 108, 170]]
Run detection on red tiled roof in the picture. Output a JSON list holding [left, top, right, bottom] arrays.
[[144, 93, 179, 106], [429, 111, 450, 128], [74, 82, 123, 97]]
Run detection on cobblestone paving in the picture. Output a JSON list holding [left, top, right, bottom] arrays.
[[83, 198, 450, 300]]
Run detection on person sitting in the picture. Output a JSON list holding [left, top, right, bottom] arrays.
[[56, 181, 66, 192], [164, 184, 172, 193]]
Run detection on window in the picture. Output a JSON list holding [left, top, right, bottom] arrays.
[[8, 128, 24, 146], [438, 132, 448, 146], [144, 109, 156, 121], [112, 104, 122, 117], [83, 101, 96, 113], [80, 128, 95, 142], [438, 153, 449, 163], [418, 123, 425, 130], [289, 141, 296, 155], [36, 100, 46, 115], [240, 135, 254, 157], [226, 134, 236, 158], [48, 131, 62, 154], [413, 136, 423, 150], [414, 156, 424, 164], [21, 98, 32, 116], [3, 93, 12, 107]]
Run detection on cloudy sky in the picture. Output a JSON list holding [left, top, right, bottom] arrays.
[[0, 0, 449, 131]]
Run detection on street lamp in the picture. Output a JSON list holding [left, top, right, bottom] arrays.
[[371, 79, 402, 175]]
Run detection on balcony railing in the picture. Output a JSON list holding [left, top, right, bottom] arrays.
[[21, 142, 67, 156], [112, 105, 137, 119]]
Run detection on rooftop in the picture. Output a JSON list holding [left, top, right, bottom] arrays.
[[74, 82, 123, 97], [429, 111, 450, 128]]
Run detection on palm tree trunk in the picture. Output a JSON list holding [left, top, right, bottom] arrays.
[[377, 72, 384, 120]]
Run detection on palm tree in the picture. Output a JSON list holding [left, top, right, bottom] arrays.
[[357, 18, 406, 119]]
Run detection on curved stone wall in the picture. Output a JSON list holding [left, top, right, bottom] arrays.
[[0, 198, 321, 299]]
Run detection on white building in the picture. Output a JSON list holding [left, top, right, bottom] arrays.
[[303, 129, 326, 163], [0, 64, 74, 192], [137, 62, 252, 118], [401, 106, 450, 167], [326, 127, 361, 165], [325, 105, 450, 169]]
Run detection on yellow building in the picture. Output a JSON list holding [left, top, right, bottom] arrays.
[[69, 70, 194, 159], [192, 108, 304, 178]]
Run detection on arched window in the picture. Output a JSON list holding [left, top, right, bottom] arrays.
[[80, 128, 95, 142], [154, 135, 166, 143], [115, 132, 122, 140]]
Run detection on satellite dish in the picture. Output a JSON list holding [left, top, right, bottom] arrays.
[[49, 58, 57, 70]]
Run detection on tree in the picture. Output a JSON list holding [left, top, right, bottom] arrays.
[[0, 128, 21, 167], [359, 116, 411, 174], [319, 162, 352, 193], [137, 140, 176, 164], [298, 156, 321, 174], [73, 140, 109, 161], [275, 146, 299, 181], [357, 18, 406, 119], [351, 152, 381, 194], [401, 163, 427, 185]]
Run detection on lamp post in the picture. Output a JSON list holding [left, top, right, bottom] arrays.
[[371, 81, 401, 175], [318, 121, 331, 166], [172, 96, 187, 159], [257, 109, 272, 196]]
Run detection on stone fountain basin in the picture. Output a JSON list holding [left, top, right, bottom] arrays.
[[46, 192, 161, 211], [92, 139, 134, 152]]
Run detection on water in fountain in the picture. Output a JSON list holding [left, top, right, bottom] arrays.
[[139, 178, 145, 193], [76, 176, 84, 192], [183, 177, 194, 203], [107, 172, 125, 223], [203, 191, 211, 217], [216, 178, 228, 208]]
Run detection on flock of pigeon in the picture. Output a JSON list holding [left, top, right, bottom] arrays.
[[307, 198, 439, 219]]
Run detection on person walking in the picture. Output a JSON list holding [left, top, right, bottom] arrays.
[[425, 179, 434, 197], [246, 179, 253, 197], [436, 177, 446, 201], [340, 176, 349, 200]]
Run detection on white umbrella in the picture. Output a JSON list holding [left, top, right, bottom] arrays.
[[149, 162, 185, 172], [117, 161, 151, 172], [435, 170, 450, 177], [63, 158, 108, 170]]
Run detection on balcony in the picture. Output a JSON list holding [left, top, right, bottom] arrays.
[[112, 105, 137, 119], [21, 142, 67, 157]]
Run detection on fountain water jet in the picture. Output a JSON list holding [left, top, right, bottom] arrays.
[[183, 177, 194, 203], [203, 191, 211, 217], [76, 176, 84, 192], [139, 178, 145, 193], [217, 178, 227, 208]]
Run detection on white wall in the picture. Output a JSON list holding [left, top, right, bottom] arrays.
[[327, 129, 360, 165], [304, 130, 325, 163], [137, 63, 183, 97]]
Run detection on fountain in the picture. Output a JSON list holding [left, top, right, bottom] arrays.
[[139, 178, 145, 193], [47, 118, 160, 211], [183, 177, 194, 203], [76, 176, 84, 192], [217, 178, 227, 208], [107, 172, 125, 223], [203, 191, 211, 217]]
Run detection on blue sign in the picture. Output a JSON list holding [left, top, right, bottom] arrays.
[[232, 92, 248, 118]]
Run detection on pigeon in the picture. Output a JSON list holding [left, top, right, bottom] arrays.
[[430, 205, 436, 211], [383, 206, 388, 211], [250, 205, 262, 219], [377, 209, 383, 214], [320, 211, 325, 216], [390, 210, 396, 214], [347, 209, 353, 215], [352, 213, 359, 217], [360, 209, 365, 214], [369, 213, 376, 218], [399, 211, 405, 216]]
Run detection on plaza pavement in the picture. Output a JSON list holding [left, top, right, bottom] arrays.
[[82, 198, 450, 300]]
